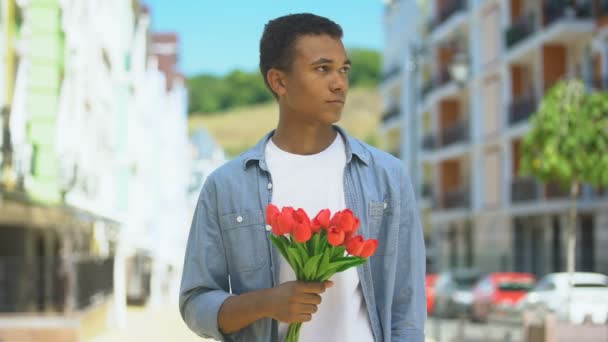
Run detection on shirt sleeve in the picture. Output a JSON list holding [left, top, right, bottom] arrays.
[[178, 175, 240, 341], [392, 166, 427, 341]]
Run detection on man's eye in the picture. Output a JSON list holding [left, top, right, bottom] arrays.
[[340, 67, 351, 74], [316, 66, 329, 72]]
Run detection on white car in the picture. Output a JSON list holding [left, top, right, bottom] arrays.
[[519, 272, 608, 324]]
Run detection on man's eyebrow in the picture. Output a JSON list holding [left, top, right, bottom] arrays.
[[310, 58, 352, 65]]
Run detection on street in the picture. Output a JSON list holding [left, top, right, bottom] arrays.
[[89, 305, 214, 342], [425, 317, 522, 342]]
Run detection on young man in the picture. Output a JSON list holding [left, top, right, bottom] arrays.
[[180, 13, 426, 341]]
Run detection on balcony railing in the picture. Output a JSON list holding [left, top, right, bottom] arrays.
[[382, 106, 401, 123], [439, 120, 469, 147], [505, 13, 536, 49], [421, 183, 433, 198], [421, 79, 435, 99], [545, 181, 571, 199], [75, 257, 114, 309], [511, 176, 542, 203], [600, 1, 608, 16], [508, 95, 537, 126], [591, 76, 608, 91], [543, 1, 593, 27], [381, 65, 401, 83], [421, 133, 437, 150], [437, 67, 453, 87], [429, 0, 467, 32], [442, 186, 471, 209]]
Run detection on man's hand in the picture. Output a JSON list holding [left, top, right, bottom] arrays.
[[218, 280, 333, 335], [266, 281, 334, 323]]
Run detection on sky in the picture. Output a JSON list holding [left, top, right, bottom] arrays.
[[144, 0, 384, 77]]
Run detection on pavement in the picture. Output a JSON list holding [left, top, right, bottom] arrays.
[[88, 305, 214, 342]]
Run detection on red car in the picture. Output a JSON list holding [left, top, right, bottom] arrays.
[[471, 272, 535, 322], [426, 274, 438, 315]]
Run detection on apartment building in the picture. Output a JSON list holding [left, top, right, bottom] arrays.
[[381, 0, 608, 276]]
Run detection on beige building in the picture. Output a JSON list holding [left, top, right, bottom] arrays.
[[381, 0, 608, 276]]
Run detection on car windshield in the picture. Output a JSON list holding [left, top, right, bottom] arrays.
[[454, 276, 478, 290], [573, 283, 608, 288], [498, 281, 534, 291]]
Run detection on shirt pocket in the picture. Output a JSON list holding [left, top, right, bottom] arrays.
[[368, 200, 396, 256], [220, 209, 267, 272]]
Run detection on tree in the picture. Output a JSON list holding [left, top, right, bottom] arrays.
[[520, 79, 608, 313]]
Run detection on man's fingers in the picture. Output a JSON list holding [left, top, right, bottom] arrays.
[[298, 282, 327, 294], [298, 293, 322, 305], [298, 303, 318, 314]]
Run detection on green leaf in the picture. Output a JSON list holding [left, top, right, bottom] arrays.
[[317, 248, 331, 277], [331, 246, 346, 260], [303, 254, 323, 281], [334, 258, 367, 273], [287, 247, 304, 271], [269, 235, 288, 260]]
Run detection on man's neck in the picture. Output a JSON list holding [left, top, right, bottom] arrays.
[[271, 120, 337, 155]]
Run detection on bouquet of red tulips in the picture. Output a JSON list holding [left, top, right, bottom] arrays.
[[266, 204, 378, 342]]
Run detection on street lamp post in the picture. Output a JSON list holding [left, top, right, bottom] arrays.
[[408, 42, 469, 342]]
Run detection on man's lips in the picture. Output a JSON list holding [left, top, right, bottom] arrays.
[[326, 99, 345, 104]]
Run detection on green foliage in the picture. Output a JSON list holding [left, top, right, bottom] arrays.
[[347, 48, 381, 87], [520, 79, 608, 187], [187, 48, 381, 115]]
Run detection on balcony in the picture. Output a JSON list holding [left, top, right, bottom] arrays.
[[429, 0, 467, 32], [543, 1, 592, 27], [511, 176, 542, 203], [600, 1, 608, 17], [591, 76, 608, 91], [508, 95, 537, 126], [505, 13, 537, 49], [381, 65, 401, 83], [439, 120, 469, 147], [421, 133, 437, 150], [441, 186, 471, 209], [545, 181, 570, 199], [422, 183, 433, 198], [382, 106, 401, 124]]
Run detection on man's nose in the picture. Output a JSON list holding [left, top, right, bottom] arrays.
[[330, 72, 348, 92]]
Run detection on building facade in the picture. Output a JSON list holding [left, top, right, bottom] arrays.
[[381, 0, 608, 276]]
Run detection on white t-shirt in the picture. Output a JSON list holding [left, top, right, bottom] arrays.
[[265, 132, 375, 342]]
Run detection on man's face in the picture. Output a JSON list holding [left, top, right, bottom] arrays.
[[280, 34, 350, 125]]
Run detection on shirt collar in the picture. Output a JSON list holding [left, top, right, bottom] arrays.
[[241, 125, 370, 171]]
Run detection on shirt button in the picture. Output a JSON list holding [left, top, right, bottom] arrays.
[[236, 216, 243, 223], [383, 202, 388, 209], [265, 224, 272, 231], [267, 183, 273, 190]]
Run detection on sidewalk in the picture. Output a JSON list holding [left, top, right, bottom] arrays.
[[89, 305, 213, 342]]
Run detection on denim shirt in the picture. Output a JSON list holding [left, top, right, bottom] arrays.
[[179, 126, 426, 342]]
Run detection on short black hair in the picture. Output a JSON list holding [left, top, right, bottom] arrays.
[[259, 13, 343, 97]]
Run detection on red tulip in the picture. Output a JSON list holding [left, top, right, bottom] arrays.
[[330, 209, 359, 233], [311, 209, 331, 233], [329, 211, 342, 231], [360, 239, 378, 258], [293, 221, 312, 243], [293, 208, 311, 225], [277, 207, 295, 235], [346, 235, 365, 256], [266, 204, 281, 234], [327, 226, 345, 246]]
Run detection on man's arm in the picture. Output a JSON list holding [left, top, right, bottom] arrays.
[[392, 167, 426, 341], [179, 176, 238, 341], [179, 176, 331, 340]]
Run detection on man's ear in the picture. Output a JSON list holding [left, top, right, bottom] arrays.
[[267, 68, 287, 97]]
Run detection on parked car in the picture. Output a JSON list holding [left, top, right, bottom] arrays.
[[471, 272, 536, 322], [518, 272, 608, 324], [433, 269, 482, 318], [426, 273, 439, 315]]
